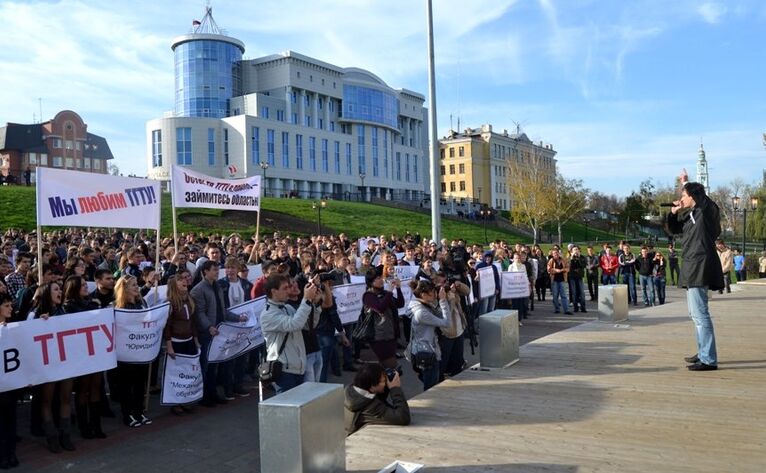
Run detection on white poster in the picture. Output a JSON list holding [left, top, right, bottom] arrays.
[[478, 266, 496, 299], [387, 279, 414, 316], [332, 283, 367, 325], [350, 275, 366, 284], [171, 165, 261, 211], [245, 264, 263, 283], [501, 271, 531, 299], [145, 285, 169, 307], [160, 352, 203, 405], [0, 308, 116, 392], [357, 237, 379, 256], [393, 265, 419, 280], [36, 167, 161, 229], [114, 303, 170, 363], [206, 297, 267, 363]]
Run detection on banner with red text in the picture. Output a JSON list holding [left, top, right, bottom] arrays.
[[35, 167, 161, 229], [171, 165, 261, 211], [114, 303, 170, 363], [0, 308, 116, 392]]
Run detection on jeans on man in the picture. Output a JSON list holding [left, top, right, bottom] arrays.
[[687, 287, 717, 366], [735, 270, 746, 283], [568, 277, 586, 311], [273, 372, 304, 394], [601, 274, 616, 285], [623, 272, 637, 304], [654, 277, 666, 304], [669, 264, 679, 285], [199, 335, 220, 402], [317, 334, 338, 382], [550, 280, 570, 313], [303, 351, 323, 383], [721, 272, 731, 293], [639, 275, 655, 305]]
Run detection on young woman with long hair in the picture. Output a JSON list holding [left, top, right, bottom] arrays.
[[163, 270, 200, 416]]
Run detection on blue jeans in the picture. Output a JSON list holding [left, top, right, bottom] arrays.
[[654, 277, 666, 304], [420, 363, 440, 391], [550, 280, 570, 313], [639, 275, 655, 305], [273, 372, 304, 394], [601, 274, 616, 285], [687, 287, 717, 366], [303, 351, 323, 383], [318, 334, 337, 383], [623, 272, 637, 304], [478, 294, 496, 316], [568, 277, 586, 311]]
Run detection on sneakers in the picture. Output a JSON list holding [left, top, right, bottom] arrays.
[[126, 415, 142, 428], [233, 387, 251, 398], [684, 354, 699, 364], [687, 362, 717, 371], [564, 311, 574, 315], [222, 393, 236, 401], [139, 414, 152, 425]]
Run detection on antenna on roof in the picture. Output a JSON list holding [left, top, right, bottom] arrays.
[[38, 97, 43, 123], [192, 2, 223, 34]]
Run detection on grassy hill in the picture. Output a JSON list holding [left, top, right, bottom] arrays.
[[0, 186, 528, 244]]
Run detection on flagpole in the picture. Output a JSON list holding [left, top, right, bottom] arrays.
[[250, 175, 263, 264], [170, 166, 179, 254], [35, 168, 43, 283]]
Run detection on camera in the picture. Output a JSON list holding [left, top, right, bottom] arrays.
[[385, 368, 397, 381]]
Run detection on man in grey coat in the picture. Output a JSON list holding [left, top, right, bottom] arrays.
[[666, 171, 724, 372]]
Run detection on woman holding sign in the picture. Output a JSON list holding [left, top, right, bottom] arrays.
[[164, 272, 200, 416], [362, 270, 404, 371], [0, 293, 20, 468], [34, 282, 77, 453], [113, 275, 152, 428]]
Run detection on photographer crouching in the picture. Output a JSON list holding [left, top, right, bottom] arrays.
[[344, 364, 411, 435]]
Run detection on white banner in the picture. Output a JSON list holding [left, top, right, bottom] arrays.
[[387, 279, 414, 316], [333, 283, 367, 325], [206, 297, 266, 363], [393, 265, 419, 280], [501, 271, 531, 299], [172, 165, 261, 211], [350, 275, 366, 284], [36, 167, 161, 229], [160, 352, 203, 405], [0, 308, 116, 392], [114, 303, 170, 363], [145, 285, 169, 307], [478, 266, 495, 299], [245, 264, 263, 283]]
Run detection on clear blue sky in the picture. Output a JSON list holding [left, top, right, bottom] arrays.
[[1, 0, 764, 196]]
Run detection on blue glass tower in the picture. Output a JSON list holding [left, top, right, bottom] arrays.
[[171, 8, 244, 118]]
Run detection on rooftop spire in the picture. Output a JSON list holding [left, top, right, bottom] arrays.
[[192, 3, 226, 35]]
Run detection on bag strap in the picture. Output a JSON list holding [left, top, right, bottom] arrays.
[[277, 331, 290, 357]]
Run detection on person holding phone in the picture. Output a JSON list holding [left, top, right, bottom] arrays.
[[344, 363, 411, 435]]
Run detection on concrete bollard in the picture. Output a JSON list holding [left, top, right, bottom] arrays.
[[598, 285, 629, 322], [479, 309, 519, 368], [259, 382, 345, 473]]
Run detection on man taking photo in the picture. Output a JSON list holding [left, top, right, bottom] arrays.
[[344, 363, 411, 435]]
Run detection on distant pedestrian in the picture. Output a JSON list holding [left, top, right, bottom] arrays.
[[23, 166, 31, 186]]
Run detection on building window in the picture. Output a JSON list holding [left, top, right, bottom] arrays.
[[291, 91, 297, 103], [441, 182, 446, 193], [459, 181, 466, 191], [305, 115, 311, 127], [459, 146, 464, 157], [152, 130, 162, 167], [449, 148, 455, 158], [292, 113, 298, 124], [53, 156, 63, 167], [449, 182, 456, 192], [40, 154, 48, 166], [321, 139, 329, 172], [383, 130, 389, 178], [413, 155, 418, 182], [75, 142, 82, 151], [261, 106, 269, 119], [345, 143, 352, 175], [330, 121, 335, 132], [371, 127, 379, 177], [357, 125, 366, 174], [405, 153, 410, 182], [83, 158, 91, 169], [267, 129, 275, 166], [449, 164, 455, 175], [224, 128, 230, 165], [396, 152, 401, 181], [334, 141, 341, 174], [251, 127, 260, 164], [440, 165, 445, 176], [75, 159, 82, 168], [459, 163, 465, 174], [329, 100, 335, 112], [309, 136, 316, 171], [52, 138, 62, 148], [318, 97, 323, 110], [296, 134, 304, 169], [304, 94, 310, 107], [65, 157, 74, 168], [281, 131, 289, 168], [318, 118, 324, 130], [176, 127, 192, 165], [208, 128, 216, 166], [93, 159, 101, 170], [440, 149, 445, 159], [65, 140, 74, 150], [276, 109, 285, 122], [28, 153, 37, 165]]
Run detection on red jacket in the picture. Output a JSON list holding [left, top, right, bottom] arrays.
[[600, 254, 618, 276]]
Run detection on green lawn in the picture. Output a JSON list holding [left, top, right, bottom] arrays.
[[0, 186, 527, 244], [541, 220, 620, 244]]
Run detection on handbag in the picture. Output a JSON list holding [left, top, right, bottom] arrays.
[[410, 339, 437, 371], [351, 308, 376, 342], [258, 333, 289, 383]]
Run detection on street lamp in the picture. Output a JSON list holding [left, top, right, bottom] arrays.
[[312, 199, 327, 235], [359, 173, 366, 202], [732, 195, 759, 260], [477, 186, 482, 205], [480, 208, 490, 245], [259, 162, 269, 197]]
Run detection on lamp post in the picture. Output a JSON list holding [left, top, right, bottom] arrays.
[[480, 208, 490, 245], [312, 199, 327, 235], [477, 186, 482, 206], [732, 195, 759, 260], [259, 162, 269, 197]]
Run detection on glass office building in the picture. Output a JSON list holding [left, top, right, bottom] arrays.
[[172, 34, 245, 118]]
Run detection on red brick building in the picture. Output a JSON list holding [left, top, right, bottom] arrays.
[[0, 110, 114, 184]]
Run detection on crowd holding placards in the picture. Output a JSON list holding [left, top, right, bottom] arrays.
[[0, 224, 688, 467]]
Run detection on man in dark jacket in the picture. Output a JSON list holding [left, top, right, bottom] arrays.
[[666, 175, 724, 372], [344, 363, 410, 435]]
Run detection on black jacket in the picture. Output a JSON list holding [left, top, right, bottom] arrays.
[[665, 195, 724, 290], [344, 384, 410, 435]]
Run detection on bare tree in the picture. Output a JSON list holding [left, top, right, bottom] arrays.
[[108, 163, 120, 176], [549, 175, 589, 244]]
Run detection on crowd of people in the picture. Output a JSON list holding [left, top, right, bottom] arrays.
[[0, 222, 726, 468]]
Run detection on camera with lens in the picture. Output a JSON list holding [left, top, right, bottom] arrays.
[[385, 367, 399, 381]]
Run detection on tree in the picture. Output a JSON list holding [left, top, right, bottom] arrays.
[[108, 163, 120, 176], [588, 191, 623, 214], [507, 155, 556, 244], [549, 174, 589, 244], [618, 179, 655, 238]]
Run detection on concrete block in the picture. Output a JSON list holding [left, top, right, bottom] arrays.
[[259, 382, 345, 473], [479, 309, 519, 368], [598, 285, 629, 322]]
